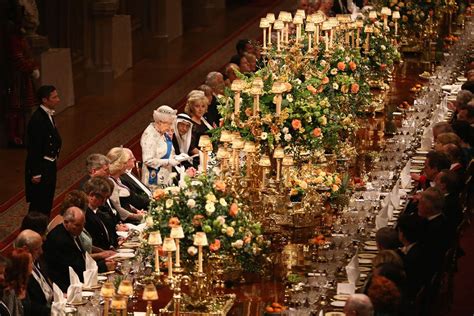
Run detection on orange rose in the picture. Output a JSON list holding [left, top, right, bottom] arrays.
[[192, 214, 204, 227], [153, 189, 166, 200], [317, 86, 324, 93], [307, 85, 317, 94], [321, 77, 330, 84], [291, 119, 302, 130], [313, 128, 322, 137], [245, 107, 253, 117], [337, 62, 346, 71], [213, 180, 226, 192], [229, 203, 239, 217], [168, 217, 180, 228], [341, 85, 349, 93], [351, 83, 360, 94], [209, 239, 221, 252], [349, 61, 357, 71], [243, 236, 252, 244]]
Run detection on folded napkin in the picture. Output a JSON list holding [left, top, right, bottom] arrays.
[[346, 252, 360, 284], [51, 283, 66, 316], [83, 252, 98, 289], [390, 182, 400, 209], [375, 204, 389, 230], [67, 267, 83, 304], [125, 222, 147, 232], [400, 161, 412, 189]]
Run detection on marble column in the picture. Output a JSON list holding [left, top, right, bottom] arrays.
[[86, 0, 118, 94], [145, 0, 183, 57]]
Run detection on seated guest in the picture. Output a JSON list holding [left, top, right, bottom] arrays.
[[44, 207, 112, 292], [83, 177, 119, 250], [186, 90, 213, 152], [448, 89, 472, 121], [204, 72, 225, 127], [15, 230, 51, 316], [81, 153, 111, 188], [2, 248, 33, 316], [1, 255, 11, 315], [318, 0, 334, 16], [417, 188, 451, 276], [451, 120, 474, 158], [442, 143, 467, 180], [20, 212, 49, 240], [434, 132, 462, 152], [367, 275, 401, 316], [343, 294, 373, 316], [375, 227, 401, 251], [120, 148, 151, 209], [432, 122, 453, 142], [107, 147, 146, 223], [229, 39, 254, 65], [238, 55, 252, 74], [198, 84, 213, 106], [411, 151, 451, 191], [244, 53, 257, 72], [224, 63, 240, 87], [457, 103, 474, 125], [172, 113, 199, 169], [434, 170, 463, 232], [141, 106, 179, 187], [397, 214, 429, 301]]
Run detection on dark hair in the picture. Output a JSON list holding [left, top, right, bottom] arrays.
[[426, 151, 451, 171], [438, 169, 463, 193], [37, 85, 56, 103], [59, 190, 88, 215], [375, 227, 400, 250], [451, 120, 473, 146], [461, 81, 474, 94], [235, 39, 250, 54], [4, 248, 31, 295], [82, 177, 112, 196], [462, 106, 474, 119], [397, 214, 424, 243], [20, 212, 49, 236], [375, 263, 406, 290], [443, 143, 463, 164]]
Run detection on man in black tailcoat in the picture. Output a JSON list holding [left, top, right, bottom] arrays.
[[25, 85, 62, 216]]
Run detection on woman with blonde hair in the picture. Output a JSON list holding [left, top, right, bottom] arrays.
[[141, 105, 179, 187], [185, 90, 213, 151], [107, 147, 145, 223]]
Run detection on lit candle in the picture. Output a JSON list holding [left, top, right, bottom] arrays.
[[322, 22, 331, 51], [392, 11, 400, 36], [198, 135, 212, 175], [305, 22, 316, 52], [380, 7, 392, 31], [274, 20, 284, 51], [271, 81, 286, 116], [356, 20, 363, 48], [260, 18, 269, 50], [162, 238, 176, 279], [170, 226, 184, 270], [266, 13, 275, 46], [193, 232, 208, 274], [258, 155, 271, 189], [273, 146, 285, 181], [148, 231, 163, 274], [231, 79, 244, 116]]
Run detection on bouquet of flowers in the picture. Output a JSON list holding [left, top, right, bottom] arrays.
[[145, 174, 269, 272]]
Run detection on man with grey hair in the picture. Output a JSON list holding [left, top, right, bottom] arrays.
[[344, 294, 374, 316], [15, 229, 52, 315], [204, 71, 225, 127], [43, 206, 87, 291], [86, 153, 110, 177]]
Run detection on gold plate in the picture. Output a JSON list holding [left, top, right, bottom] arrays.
[[359, 267, 371, 272], [326, 312, 345, 316], [122, 242, 141, 248], [70, 300, 88, 306], [364, 240, 376, 246], [359, 258, 373, 265], [364, 245, 378, 251], [358, 253, 376, 259], [83, 284, 101, 290], [333, 294, 350, 301], [330, 301, 346, 308]]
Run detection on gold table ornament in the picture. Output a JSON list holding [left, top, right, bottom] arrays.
[[159, 294, 236, 316], [142, 283, 159, 316]]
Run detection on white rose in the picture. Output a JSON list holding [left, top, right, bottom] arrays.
[[261, 132, 268, 140], [286, 94, 294, 102], [330, 68, 338, 75], [294, 78, 302, 85], [205, 203, 215, 215], [282, 127, 289, 134], [191, 180, 202, 186], [219, 198, 227, 207], [165, 186, 180, 195], [187, 199, 196, 208], [381, 45, 386, 51], [187, 246, 198, 256], [145, 216, 154, 227], [232, 240, 244, 249], [275, 133, 281, 142], [216, 215, 226, 226], [332, 83, 339, 90], [320, 60, 327, 67], [206, 193, 217, 203], [165, 199, 174, 208], [284, 133, 292, 141]]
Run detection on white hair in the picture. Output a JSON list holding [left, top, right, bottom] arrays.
[[153, 105, 177, 123], [344, 294, 374, 316]]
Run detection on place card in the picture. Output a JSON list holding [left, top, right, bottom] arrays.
[[337, 282, 355, 295]]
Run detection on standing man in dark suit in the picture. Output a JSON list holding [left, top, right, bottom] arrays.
[[43, 207, 86, 292], [14, 230, 52, 316], [25, 85, 62, 216]]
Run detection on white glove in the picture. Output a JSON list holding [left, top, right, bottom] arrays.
[[168, 157, 180, 167], [32, 69, 40, 79]]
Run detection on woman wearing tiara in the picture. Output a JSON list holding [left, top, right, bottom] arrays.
[[140, 105, 180, 187]]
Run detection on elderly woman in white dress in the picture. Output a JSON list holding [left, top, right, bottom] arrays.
[[141, 105, 179, 187]]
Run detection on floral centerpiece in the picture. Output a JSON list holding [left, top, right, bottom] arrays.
[[144, 174, 269, 273]]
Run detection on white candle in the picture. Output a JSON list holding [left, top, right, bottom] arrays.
[[325, 31, 329, 51], [167, 253, 173, 278], [277, 30, 281, 51], [198, 245, 203, 273], [315, 24, 320, 45], [263, 28, 267, 49], [175, 239, 180, 268], [268, 24, 272, 46], [234, 91, 241, 115]]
